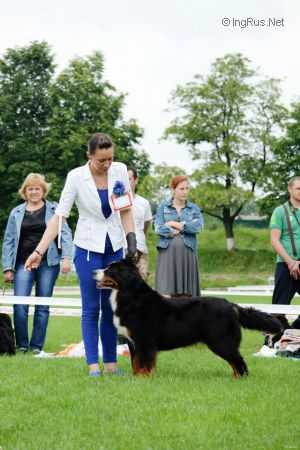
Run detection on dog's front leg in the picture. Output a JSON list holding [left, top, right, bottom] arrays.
[[132, 349, 157, 376], [123, 338, 151, 375], [125, 338, 139, 373]]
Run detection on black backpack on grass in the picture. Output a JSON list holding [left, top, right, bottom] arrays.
[[0, 313, 16, 355]]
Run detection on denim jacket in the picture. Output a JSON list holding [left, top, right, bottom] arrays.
[[2, 200, 73, 272], [155, 199, 203, 252]]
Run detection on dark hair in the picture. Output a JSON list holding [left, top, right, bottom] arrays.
[[88, 133, 113, 154], [127, 167, 138, 179]]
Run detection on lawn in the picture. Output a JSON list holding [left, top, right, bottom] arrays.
[[1, 227, 299, 449], [0, 312, 300, 450]]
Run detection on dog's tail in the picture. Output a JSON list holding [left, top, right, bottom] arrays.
[[235, 305, 283, 334]]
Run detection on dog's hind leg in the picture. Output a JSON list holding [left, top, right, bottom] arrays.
[[206, 339, 248, 378], [228, 355, 248, 378]]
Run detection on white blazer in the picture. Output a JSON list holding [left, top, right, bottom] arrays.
[[55, 161, 131, 253]]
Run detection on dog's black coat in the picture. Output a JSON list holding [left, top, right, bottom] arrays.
[[99, 258, 282, 377], [0, 313, 16, 355]]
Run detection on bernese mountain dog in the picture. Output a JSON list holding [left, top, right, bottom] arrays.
[[95, 258, 282, 378]]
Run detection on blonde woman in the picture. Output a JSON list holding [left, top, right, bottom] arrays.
[[2, 173, 73, 354]]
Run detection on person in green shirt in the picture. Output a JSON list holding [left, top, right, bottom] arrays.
[[269, 176, 300, 331]]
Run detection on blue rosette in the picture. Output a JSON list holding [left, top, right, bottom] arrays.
[[113, 181, 126, 197]]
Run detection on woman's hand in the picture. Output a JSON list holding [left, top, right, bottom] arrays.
[[165, 221, 184, 231], [61, 258, 72, 274], [3, 270, 14, 283], [24, 252, 42, 271]]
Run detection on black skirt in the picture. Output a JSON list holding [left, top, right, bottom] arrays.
[[155, 235, 200, 297]]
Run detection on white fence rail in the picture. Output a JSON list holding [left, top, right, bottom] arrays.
[[0, 295, 81, 317], [1, 289, 300, 316]]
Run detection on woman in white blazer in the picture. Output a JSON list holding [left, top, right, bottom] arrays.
[[25, 133, 136, 376]]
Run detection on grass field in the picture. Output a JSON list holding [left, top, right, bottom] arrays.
[[1, 311, 300, 450], [1, 227, 299, 449]]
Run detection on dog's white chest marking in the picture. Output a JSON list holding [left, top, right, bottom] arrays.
[[109, 289, 130, 338], [109, 288, 118, 313]]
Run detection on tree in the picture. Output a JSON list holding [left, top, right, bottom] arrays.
[[164, 53, 287, 250], [43, 51, 150, 226], [258, 101, 300, 216], [0, 43, 151, 231], [0, 41, 55, 228]]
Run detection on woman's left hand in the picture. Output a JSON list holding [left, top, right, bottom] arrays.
[[165, 221, 184, 231], [61, 258, 72, 274], [25, 252, 42, 271]]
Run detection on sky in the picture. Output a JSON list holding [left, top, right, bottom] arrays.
[[1, 0, 299, 173]]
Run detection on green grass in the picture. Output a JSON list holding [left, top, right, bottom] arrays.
[[0, 316, 300, 450], [1, 227, 298, 449]]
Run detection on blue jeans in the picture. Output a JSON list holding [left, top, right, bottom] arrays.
[[13, 261, 60, 351], [74, 237, 123, 365]]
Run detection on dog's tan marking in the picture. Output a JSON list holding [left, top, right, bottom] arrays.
[[230, 362, 240, 379], [132, 357, 153, 376], [94, 270, 118, 288]]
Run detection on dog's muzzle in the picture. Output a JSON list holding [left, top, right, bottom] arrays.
[[94, 269, 104, 282], [93, 270, 118, 289]]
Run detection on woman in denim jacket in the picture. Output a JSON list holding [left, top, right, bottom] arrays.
[[2, 173, 73, 354], [155, 175, 203, 297]]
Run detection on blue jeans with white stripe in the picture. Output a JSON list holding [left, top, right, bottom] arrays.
[[74, 237, 123, 365]]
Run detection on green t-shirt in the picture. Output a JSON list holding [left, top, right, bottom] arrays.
[[270, 203, 300, 262]]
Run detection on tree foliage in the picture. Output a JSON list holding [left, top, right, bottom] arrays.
[[0, 41, 55, 224], [138, 163, 185, 211], [258, 101, 300, 216], [0, 42, 150, 230], [164, 53, 287, 249]]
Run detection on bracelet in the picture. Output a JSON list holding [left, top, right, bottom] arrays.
[[34, 249, 43, 257]]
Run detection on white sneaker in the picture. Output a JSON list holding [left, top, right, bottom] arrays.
[[253, 345, 277, 358]]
